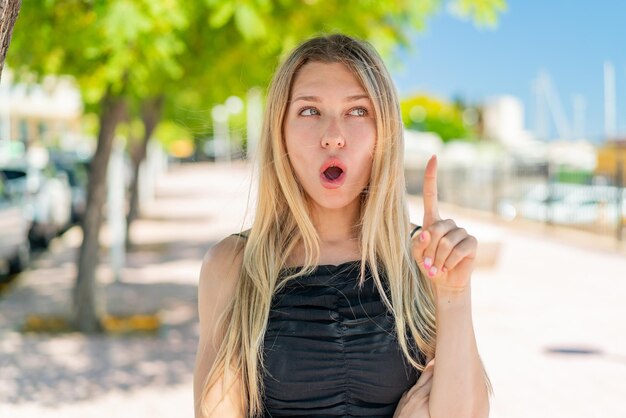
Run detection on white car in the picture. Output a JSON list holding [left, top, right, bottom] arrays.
[[0, 174, 30, 276], [518, 183, 625, 226], [1, 160, 72, 247]]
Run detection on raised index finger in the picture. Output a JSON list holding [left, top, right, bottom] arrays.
[[422, 155, 440, 226]]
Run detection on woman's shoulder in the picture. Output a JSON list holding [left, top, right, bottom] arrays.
[[203, 233, 246, 264], [199, 232, 248, 298], [228, 228, 250, 240], [195, 235, 247, 418]]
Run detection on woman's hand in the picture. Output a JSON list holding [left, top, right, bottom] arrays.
[[411, 155, 477, 295], [393, 359, 435, 418]]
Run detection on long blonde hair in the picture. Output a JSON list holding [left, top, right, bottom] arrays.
[[200, 33, 438, 417]]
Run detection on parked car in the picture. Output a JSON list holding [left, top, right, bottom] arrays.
[[49, 150, 90, 224], [517, 183, 626, 226], [0, 173, 30, 278], [0, 158, 72, 247]]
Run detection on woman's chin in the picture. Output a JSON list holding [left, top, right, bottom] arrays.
[[307, 191, 363, 211]]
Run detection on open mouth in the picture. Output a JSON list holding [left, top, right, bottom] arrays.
[[323, 166, 344, 181], [319, 159, 347, 189]]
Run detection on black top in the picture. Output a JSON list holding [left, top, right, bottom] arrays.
[[232, 226, 424, 418]]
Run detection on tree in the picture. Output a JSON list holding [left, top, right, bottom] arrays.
[[0, 0, 21, 80], [10, 0, 190, 332], [401, 94, 478, 142], [8, 0, 507, 333]]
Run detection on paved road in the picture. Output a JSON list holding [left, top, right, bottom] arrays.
[[1, 161, 625, 417]]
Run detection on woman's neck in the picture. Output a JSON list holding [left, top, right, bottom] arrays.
[[284, 198, 362, 267], [310, 198, 360, 242]]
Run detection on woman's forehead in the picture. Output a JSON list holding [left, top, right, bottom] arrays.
[[290, 62, 369, 100]]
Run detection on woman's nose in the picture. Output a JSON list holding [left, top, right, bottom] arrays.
[[321, 136, 345, 148], [321, 123, 345, 148]]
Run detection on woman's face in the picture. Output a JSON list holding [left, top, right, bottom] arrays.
[[283, 61, 377, 211]]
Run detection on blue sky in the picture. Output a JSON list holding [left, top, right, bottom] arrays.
[[391, 1, 626, 142]]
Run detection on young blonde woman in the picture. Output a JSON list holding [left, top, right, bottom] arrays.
[[194, 34, 491, 418]]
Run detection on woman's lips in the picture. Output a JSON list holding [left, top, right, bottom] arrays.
[[319, 158, 347, 189], [320, 170, 346, 189]]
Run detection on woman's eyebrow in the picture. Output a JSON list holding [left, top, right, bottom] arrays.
[[345, 94, 370, 102], [291, 94, 370, 103], [292, 95, 321, 103]]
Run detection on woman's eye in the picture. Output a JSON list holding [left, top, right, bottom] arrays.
[[349, 107, 368, 117], [299, 107, 319, 116]]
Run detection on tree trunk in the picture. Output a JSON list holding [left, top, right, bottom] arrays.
[[0, 0, 21, 80], [73, 91, 127, 333], [126, 96, 164, 246]]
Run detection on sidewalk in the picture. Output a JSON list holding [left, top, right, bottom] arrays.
[[1, 161, 625, 417]]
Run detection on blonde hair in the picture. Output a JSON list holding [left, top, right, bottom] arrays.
[[201, 34, 439, 417]]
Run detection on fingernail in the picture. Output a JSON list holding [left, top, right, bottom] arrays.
[[429, 266, 437, 277], [424, 257, 432, 268], [441, 266, 448, 274], [419, 232, 426, 242]]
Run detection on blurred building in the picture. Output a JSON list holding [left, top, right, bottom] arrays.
[[0, 69, 83, 150], [481, 95, 600, 172], [596, 139, 626, 185], [482, 95, 534, 146]]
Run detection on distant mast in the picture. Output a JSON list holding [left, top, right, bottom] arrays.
[[533, 71, 571, 140], [533, 75, 549, 140], [572, 94, 586, 140], [603, 61, 616, 141]]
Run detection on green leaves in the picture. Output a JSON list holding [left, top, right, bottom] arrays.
[[208, 1, 270, 40], [234, 3, 267, 40], [209, 2, 236, 28], [448, 0, 508, 28], [102, 1, 152, 44], [401, 94, 477, 142], [10, 0, 191, 103], [9, 0, 507, 144]]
